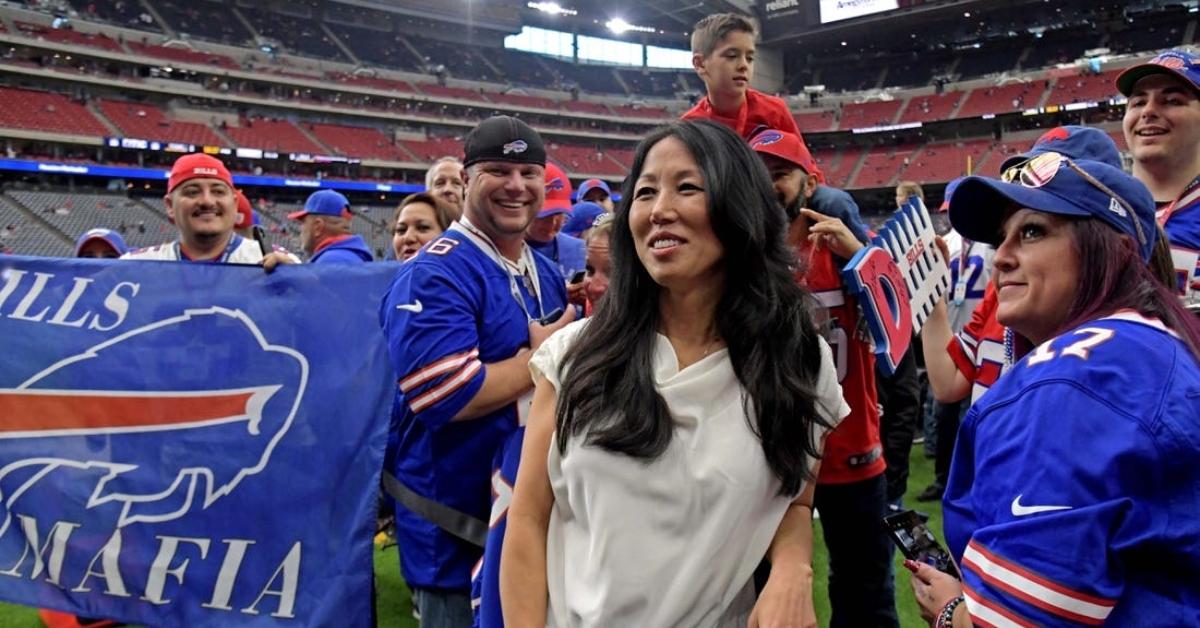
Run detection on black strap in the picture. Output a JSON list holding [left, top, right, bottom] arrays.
[[380, 470, 487, 548]]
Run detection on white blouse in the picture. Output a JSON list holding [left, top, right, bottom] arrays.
[[529, 320, 849, 628]]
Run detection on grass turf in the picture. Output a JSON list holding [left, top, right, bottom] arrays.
[[0, 443, 944, 627]]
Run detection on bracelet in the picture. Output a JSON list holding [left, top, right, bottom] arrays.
[[934, 595, 964, 628]]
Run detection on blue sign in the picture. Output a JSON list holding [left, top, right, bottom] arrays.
[[0, 257, 399, 625]]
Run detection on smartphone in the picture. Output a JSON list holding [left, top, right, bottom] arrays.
[[569, 270, 586, 284], [883, 509, 958, 579], [253, 225, 270, 256], [537, 308, 564, 325]]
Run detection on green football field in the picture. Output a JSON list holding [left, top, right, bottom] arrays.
[[0, 443, 943, 627]]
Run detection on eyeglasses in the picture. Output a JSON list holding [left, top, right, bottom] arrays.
[[1000, 151, 1146, 249]]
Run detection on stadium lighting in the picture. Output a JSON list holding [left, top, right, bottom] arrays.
[[528, 2, 577, 16], [606, 18, 655, 34]]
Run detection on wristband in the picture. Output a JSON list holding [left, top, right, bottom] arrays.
[[935, 595, 965, 628]]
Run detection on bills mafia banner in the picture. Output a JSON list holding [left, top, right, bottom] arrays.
[[0, 256, 398, 626]]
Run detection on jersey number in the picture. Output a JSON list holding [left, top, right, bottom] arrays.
[[426, 237, 460, 256], [1026, 327, 1115, 366]]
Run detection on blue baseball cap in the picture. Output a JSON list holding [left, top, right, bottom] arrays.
[[949, 154, 1157, 261], [1116, 48, 1200, 96], [562, 201, 607, 238], [74, 228, 127, 257], [576, 178, 611, 202], [938, 177, 965, 212], [289, 189, 351, 220], [1000, 126, 1122, 172]]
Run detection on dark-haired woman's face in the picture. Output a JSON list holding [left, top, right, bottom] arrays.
[[992, 208, 1079, 344], [394, 202, 443, 261], [629, 136, 724, 292]]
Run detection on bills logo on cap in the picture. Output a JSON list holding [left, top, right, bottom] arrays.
[[1035, 127, 1071, 145], [503, 140, 529, 155], [194, 167, 219, 176], [1153, 53, 1189, 69], [751, 130, 784, 148], [546, 177, 565, 192]]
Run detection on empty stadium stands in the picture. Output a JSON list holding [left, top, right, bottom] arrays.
[[0, 194, 71, 257], [96, 98, 225, 146], [5, 190, 173, 250], [839, 100, 903, 131], [307, 123, 409, 161], [0, 87, 110, 137], [224, 117, 327, 154]]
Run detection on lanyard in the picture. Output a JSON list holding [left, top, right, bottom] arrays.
[[455, 218, 547, 323], [953, 236, 972, 306], [1157, 174, 1200, 227], [174, 234, 243, 263]]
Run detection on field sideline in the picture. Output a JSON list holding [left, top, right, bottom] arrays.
[[0, 443, 942, 627]]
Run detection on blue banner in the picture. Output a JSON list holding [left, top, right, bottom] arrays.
[[0, 257, 399, 626]]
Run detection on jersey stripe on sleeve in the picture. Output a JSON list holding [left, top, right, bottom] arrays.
[[962, 540, 1115, 625]]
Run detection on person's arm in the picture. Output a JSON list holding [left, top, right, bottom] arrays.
[[750, 469, 821, 628], [499, 377, 559, 627], [921, 301, 971, 404]]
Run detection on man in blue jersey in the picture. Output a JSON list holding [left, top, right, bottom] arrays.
[[380, 115, 573, 628], [1118, 48, 1200, 303], [525, 162, 586, 283]]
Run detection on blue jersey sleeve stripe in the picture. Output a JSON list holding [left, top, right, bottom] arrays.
[[408, 358, 483, 414], [963, 541, 1114, 625], [400, 348, 481, 393], [963, 582, 1035, 628]]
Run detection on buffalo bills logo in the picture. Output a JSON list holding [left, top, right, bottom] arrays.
[[1153, 53, 1188, 70], [751, 131, 784, 148], [545, 178, 565, 192], [1034, 127, 1072, 146], [502, 140, 528, 155], [0, 307, 306, 535]]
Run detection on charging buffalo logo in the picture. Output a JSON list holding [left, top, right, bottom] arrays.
[[750, 130, 784, 148], [0, 307, 307, 537]]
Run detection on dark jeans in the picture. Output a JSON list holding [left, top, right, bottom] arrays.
[[815, 474, 900, 628], [933, 400, 966, 487], [413, 587, 472, 628]]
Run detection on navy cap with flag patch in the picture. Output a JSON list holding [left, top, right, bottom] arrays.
[[463, 116, 546, 168]]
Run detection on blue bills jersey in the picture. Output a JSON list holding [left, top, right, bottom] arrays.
[[1161, 186, 1200, 302], [944, 312, 1200, 626], [379, 226, 566, 591], [471, 427, 524, 627]]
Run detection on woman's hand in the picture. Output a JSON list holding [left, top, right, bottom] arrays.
[[748, 563, 817, 628], [907, 560, 963, 624]]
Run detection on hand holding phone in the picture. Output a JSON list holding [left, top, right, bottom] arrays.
[[883, 509, 959, 579], [569, 270, 586, 284]]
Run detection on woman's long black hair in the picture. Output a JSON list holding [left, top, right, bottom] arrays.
[[554, 119, 834, 496]]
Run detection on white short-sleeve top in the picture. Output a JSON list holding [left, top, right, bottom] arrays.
[[529, 320, 849, 628]]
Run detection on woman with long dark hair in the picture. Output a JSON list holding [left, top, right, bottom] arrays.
[[499, 119, 848, 627], [907, 153, 1200, 626]]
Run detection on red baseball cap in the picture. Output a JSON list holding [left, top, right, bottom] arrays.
[[749, 129, 818, 175], [540, 162, 573, 217], [234, 190, 253, 229], [167, 153, 233, 193]]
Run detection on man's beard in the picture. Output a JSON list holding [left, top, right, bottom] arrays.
[[782, 194, 803, 223]]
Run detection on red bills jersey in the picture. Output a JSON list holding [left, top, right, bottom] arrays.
[[797, 245, 886, 484], [946, 282, 1009, 404]]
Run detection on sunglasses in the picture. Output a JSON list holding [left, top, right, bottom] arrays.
[[1000, 152, 1147, 249]]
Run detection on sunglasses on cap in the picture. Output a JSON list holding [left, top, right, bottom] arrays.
[[999, 152, 1147, 250]]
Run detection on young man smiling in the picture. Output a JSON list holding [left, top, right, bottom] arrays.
[[1118, 48, 1200, 302]]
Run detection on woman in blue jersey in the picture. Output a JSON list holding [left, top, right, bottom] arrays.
[[908, 152, 1200, 627], [500, 119, 849, 627]]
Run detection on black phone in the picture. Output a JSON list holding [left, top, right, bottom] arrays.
[[537, 308, 564, 325], [252, 225, 270, 256], [569, 270, 586, 284], [883, 509, 958, 579]]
